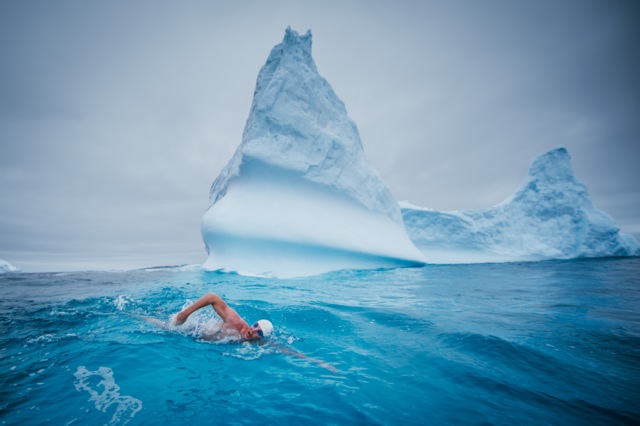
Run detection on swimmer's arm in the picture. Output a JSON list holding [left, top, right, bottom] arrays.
[[278, 345, 338, 374], [141, 316, 170, 330], [176, 292, 229, 325]]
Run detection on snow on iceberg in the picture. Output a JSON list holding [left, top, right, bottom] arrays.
[[0, 258, 20, 273], [402, 147, 640, 264], [201, 28, 426, 277]]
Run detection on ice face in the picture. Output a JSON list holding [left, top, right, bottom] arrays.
[[209, 28, 400, 222], [402, 147, 640, 263], [201, 28, 425, 277]]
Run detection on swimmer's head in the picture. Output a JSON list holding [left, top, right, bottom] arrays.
[[256, 319, 273, 337], [244, 319, 273, 340], [254, 319, 273, 339]]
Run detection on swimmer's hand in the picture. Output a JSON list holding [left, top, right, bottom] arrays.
[[279, 346, 339, 374], [318, 361, 339, 374], [175, 311, 190, 325]]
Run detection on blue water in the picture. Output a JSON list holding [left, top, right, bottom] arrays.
[[1, 258, 639, 425]]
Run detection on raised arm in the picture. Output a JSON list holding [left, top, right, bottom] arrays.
[[175, 292, 230, 325]]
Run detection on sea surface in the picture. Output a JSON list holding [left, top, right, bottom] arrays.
[[1, 258, 639, 425]]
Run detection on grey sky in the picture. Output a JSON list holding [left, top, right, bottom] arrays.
[[1, 0, 639, 272]]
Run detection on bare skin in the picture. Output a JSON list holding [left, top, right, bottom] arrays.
[[144, 292, 338, 373], [175, 292, 263, 341]]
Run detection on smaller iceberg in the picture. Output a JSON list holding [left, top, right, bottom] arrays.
[[402, 147, 640, 263], [0, 258, 20, 273]]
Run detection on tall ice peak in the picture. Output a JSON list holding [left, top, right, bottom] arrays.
[[511, 146, 590, 206], [282, 27, 313, 57], [201, 28, 425, 277], [211, 27, 396, 222], [527, 147, 575, 184]]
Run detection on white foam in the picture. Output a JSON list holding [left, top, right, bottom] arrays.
[[222, 341, 278, 361], [113, 295, 136, 311], [74, 366, 142, 425], [27, 334, 56, 345], [152, 305, 224, 339]]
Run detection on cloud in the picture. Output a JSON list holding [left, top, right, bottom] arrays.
[[1, 0, 638, 271]]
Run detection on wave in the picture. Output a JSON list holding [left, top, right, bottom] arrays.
[[140, 264, 203, 272]]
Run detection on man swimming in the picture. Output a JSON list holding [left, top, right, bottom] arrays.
[[173, 292, 273, 341], [144, 292, 337, 372]]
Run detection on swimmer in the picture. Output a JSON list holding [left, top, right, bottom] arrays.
[[144, 292, 337, 373], [174, 292, 273, 341]]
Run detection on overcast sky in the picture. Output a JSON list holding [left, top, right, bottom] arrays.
[[1, 0, 639, 272]]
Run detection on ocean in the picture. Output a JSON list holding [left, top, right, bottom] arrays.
[[1, 258, 639, 425]]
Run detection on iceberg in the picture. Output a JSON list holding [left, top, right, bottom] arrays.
[[201, 28, 426, 277], [0, 258, 20, 273], [402, 147, 640, 263]]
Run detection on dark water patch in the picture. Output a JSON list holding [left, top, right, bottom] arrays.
[[447, 365, 639, 425], [433, 329, 640, 423]]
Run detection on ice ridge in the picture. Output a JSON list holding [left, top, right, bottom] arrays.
[[402, 147, 640, 263]]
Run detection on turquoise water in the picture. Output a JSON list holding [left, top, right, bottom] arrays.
[[1, 258, 639, 425]]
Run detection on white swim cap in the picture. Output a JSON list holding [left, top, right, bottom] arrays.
[[256, 319, 274, 338]]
